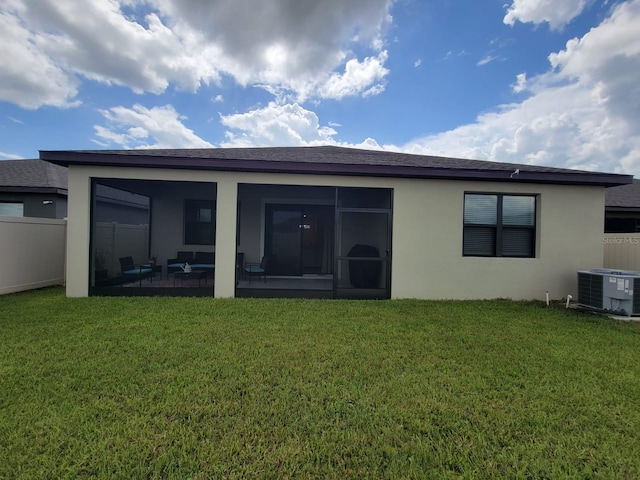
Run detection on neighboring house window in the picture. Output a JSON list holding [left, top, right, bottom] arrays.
[[604, 216, 640, 233], [0, 202, 24, 217], [185, 200, 215, 245], [463, 193, 536, 257]]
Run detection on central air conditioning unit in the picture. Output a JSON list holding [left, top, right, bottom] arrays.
[[577, 269, 640, 316]]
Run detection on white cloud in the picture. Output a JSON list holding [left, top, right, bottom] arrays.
[[92, 100, 362, 150], [94, 104, 214, 149], [154, 0, 391, 79], [504, 0, 591, 29], [443, 50, 469, 61], [414, 59, 422, 67], [317, 51, 389, 100], [219, 102, 338, 147], [0, 0, 393, 109], [218, 102, 398, 151], [0, 10, 79, 108], [512, 73, 527, 93], [13, 1, 220, 94], [0, 151, 25, 160], [402, 0, 640, 175], [477, 55, 501, 66], [549, 0, 640, 132]]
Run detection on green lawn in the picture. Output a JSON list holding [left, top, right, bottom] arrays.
[[1, 288, 639, 479]]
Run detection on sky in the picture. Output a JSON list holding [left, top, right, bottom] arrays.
[[1, 0, 640, 176]]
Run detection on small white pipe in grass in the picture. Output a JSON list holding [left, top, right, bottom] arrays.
[[566, 295, 573, 309], [545, 291, 549, 306]]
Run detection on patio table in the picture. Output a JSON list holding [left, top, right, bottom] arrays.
[[173, 270, 207, 287]]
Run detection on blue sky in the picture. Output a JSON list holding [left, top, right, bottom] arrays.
[[1, 0, 640, 175]]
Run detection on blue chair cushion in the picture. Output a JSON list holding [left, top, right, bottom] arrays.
[[191, 263, 215, 270], [168, 262, 185, 269], [124, 268, 152, 275], [245, 266, 264, 274]]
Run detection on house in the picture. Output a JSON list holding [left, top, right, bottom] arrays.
[[0, 159, 68, 218], [605, 179, 640, 233], [0, 159, 150, 223], [40, 146, 632, 300]]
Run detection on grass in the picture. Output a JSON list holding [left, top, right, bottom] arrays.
[[1, 288, 640, 479]]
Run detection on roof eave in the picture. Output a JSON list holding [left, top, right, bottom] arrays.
[[0, 186, 67, 195], [605, 206, 640, 212], [40, 150, 632, 188]]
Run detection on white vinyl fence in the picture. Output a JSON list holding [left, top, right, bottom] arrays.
[[603, 233, 640, 272], [0, 216, 66, 295], [93, 222, 149, 278], [1, 219, 149, 295]]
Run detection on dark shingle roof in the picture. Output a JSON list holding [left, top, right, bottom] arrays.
[[40, 145, 631, 187], [606, 178, 640, 209], [0, 159, 68, 194]]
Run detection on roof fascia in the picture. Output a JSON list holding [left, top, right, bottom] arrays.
[[0, 186, 67, 195], [40, 150, 632, 188], [605, 206, 640, 212]]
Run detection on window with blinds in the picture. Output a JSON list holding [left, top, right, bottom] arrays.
[[184, 200, 215, 245], [463, 193, 536, 257]]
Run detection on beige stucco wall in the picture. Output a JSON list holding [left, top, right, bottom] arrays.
[[392, 178, 604, 300], [65, 165, 605, 300], [66, 166, 91, 297]]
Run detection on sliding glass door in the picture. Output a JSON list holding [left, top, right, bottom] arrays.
[[240, 185, 391, 299], [265, 204, 335, 276], [265, 205, 303, 275]]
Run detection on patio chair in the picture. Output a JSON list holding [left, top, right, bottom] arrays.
[[119, 256, 153, 286], [193, 251, 215, 277], [244, 256, 268, 284]]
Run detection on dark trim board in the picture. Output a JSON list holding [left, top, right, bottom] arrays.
[[93, 286, 377, 299], [235, 288, 334, 299], [0, 186, 67, 195], [336, 288, 390, 300], [235, 287, 388, 299], [90, 287, 212, 297]]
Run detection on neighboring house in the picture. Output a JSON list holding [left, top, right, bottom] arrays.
[[605, 179, 640, 233], [40, 146, 632, 300], [93, 183, 151, 225], [0, 159, 68, 218], [0, 160, 148, 223]]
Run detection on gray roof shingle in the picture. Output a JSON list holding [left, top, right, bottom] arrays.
[[42, 146, 584, 172], [40, 145, 631, 187], [606, 178, 640, 208], [0, 159, 68, 193]]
